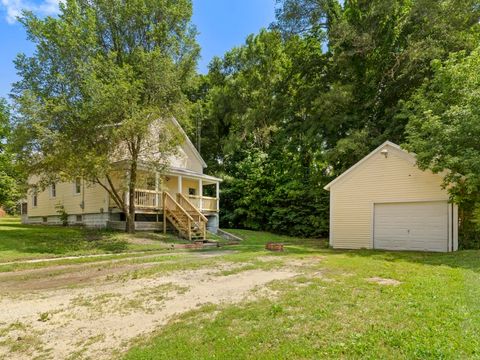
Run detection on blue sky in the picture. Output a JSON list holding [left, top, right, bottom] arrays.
[[0, 0, 276, 100]]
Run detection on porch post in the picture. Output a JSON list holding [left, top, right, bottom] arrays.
[[125, 170, 130, 207], [199, 179, 203, 211], [178, 175, 183, 195], [216, 181, 220, 212], [155, 171, 159, 208]]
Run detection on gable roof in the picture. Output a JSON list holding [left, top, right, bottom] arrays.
[[169, 117, 207, 169], [323, 141, 417, 191]]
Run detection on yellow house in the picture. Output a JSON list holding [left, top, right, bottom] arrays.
[[21, 119, 222, 238], [324, 141, 458, 252]]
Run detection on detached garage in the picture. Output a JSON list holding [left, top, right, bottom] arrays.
[[324, 141, 458, 252]]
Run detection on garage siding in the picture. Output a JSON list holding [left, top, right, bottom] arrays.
[[330, 145, 449, 249]]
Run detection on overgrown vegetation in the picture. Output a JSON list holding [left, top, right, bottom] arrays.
[[190, 0, 480, 243]]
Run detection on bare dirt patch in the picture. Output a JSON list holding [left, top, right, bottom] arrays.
[[367, 277, 402, 286], [0, 259, 297, 360]]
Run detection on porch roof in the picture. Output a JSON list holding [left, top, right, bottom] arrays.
[[167, 167, 223, 184], [112, 160, 222, 184]]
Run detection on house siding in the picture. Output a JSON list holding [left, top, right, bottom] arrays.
[[330, 145, 449, 249], [27, 180, 108, 218]]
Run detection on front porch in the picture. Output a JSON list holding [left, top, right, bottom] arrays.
[[132, 190, 219, 213], [108, 169, 221, 240], [110, 169, 220, 213]]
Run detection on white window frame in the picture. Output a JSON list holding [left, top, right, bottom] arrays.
[[32, 192, 38, 208], [74, 178, 82, 195]]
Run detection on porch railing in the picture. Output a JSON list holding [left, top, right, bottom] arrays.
[[187, 195, 218, 212], [123, 190, 217, 212], [134, 189, 162, 209]]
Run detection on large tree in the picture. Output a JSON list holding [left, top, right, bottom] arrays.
[[190, 0, 479, 238], [404, 47, 480, 248], [274, 0, 480, 173], [12, 0, 199, 232], [0, 98, 20, 211]]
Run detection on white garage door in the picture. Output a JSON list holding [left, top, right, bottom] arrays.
[[374, 201, 448, 252]]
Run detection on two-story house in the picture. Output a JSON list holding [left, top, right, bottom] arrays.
[[20, 118, 222, 240]]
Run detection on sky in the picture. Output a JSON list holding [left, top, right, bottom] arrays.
[[0, 0, 276, 100]]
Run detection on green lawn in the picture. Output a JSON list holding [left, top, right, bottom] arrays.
[[0, 217, 176, 263], [124, 230, 480, 360], [1, 219, 480, 359]]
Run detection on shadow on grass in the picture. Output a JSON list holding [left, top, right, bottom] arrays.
[[0, 219, 129, 258], [223, 228, 480, 273], [339, 248, 480, 274]]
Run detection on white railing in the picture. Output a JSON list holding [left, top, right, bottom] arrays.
[[134, 189, 162, 208]]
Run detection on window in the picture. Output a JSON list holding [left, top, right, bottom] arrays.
[[76, 215, 83, 223], [42, 217, 47, 223], [32, 189, 38, 207], [146, 175, 156, 190], [50, 183, 56, 198], [74, 177, 81, 194], [188, 188, 196, 196]]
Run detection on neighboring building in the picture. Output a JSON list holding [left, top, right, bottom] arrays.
[[324, 141, 458, 252], [21, 118, 222, 239]]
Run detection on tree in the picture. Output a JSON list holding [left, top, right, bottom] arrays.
[[12, 0, 199, 232], [274, 0, 480, 174], [403, 48, 480, 248], [191, 30, 330, 237], [0, 99, 20, 211]]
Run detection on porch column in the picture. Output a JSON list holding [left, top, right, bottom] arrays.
[[155, 172, 159, 208], [125, 170, 130, 207], [178, 175, 183, 195], [216, 181, 220, 212], [199, 179, 203, 211]]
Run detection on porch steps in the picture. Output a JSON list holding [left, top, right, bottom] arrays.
[[163, 192, 208, 242]]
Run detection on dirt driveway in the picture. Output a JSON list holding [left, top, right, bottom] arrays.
[[0, 251, 297, 359]]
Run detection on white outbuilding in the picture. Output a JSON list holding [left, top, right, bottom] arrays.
[[324, 141, 458, 252]]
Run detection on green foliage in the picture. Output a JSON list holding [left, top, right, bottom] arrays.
[[191, 0, 479, 241], [55, 204, 69, 226], [404, 47, 480, 248], [0, 99, 21, 211], [11, 0, 199, 232]]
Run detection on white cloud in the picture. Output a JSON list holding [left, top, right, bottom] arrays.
[[1, 0, 61, 24]]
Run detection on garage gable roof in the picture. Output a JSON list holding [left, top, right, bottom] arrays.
[[323, 141, 416, 191]]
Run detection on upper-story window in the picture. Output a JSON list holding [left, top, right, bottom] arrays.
[[74, 177, 81, 195], [50, 183, 56, 198], [32, 189, 38, 207]]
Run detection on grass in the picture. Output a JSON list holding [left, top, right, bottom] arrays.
[[0, 217, 187, 263], [2, 219, 480, 358], [124, 230, 480, 360]]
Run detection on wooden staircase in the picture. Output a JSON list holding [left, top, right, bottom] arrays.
[[163, 192, 207, 241]]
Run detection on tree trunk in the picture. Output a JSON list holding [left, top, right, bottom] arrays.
[[126, 157, 138, 233]]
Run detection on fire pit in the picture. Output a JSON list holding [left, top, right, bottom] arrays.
[[265, 242, 284, 252]]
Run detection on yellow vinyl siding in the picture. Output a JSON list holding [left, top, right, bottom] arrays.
[[330, 146, 448, 249], [28, 180, 108, 217], [182, 143, 203, 173], [182, 178, 199, 196]]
